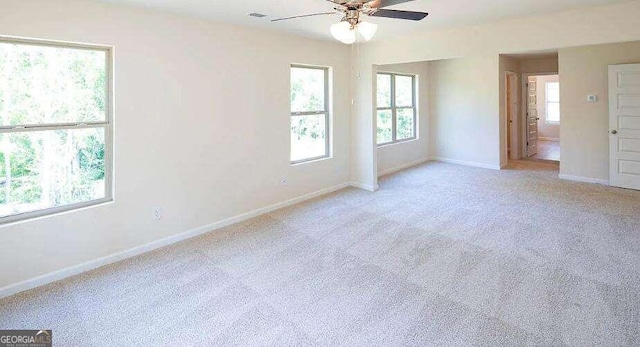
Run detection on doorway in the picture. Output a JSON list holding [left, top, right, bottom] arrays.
[[523, 74, 560, 162]]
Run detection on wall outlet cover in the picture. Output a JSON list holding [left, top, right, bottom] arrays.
[[588, 95, 597, 102], [153, 207, 163, 220]]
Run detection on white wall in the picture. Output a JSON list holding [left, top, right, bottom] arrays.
[[376, 62, 430, 175], [430, 56, 501, 168], [559, 41, 640, 182], [536, 75, 561, 140], [4, 0, 640, 295], [0, 0, 351, 290], [353, 0, 640, 185]]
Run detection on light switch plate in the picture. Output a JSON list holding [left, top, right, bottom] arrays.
[[588, 95, 597, 102]]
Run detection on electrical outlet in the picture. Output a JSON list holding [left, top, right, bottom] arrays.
[[281, 178, 288, 186], [153, 207, 163, 220]]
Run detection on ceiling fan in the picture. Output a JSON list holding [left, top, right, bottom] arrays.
[[271, 0, 429, 44]]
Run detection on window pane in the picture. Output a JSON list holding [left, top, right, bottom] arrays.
[[291, 67, 325, 113], [547, 102, 560, 122], [395, 75, 414, 107], [396, 108, 415, 140], [291, 114, 327, 162], [0, 42, 107, 126], [0, 127, 106, 218], [377, 74, 391, 108], [546, 82, 560, 103], [377, 110, 392, 144]]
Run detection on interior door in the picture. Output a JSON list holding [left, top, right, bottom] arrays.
[[506, 75, 512, 156], [527, 78, 538, 157], [609, 64, 640, 190]]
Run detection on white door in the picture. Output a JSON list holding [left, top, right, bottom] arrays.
[[527, 78, 538, 157], [506, 73, 519, 159], [609, 64, 640, 190], [506, 75, 512, 156]]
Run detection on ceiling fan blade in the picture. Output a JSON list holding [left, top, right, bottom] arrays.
[[368, 0, 416, 9], [370, 9, 428, 21], [271, 12, 336, 22]]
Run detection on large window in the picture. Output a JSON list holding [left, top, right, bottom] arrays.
[[290, 65, 330, 163], [545, 82, 560, 123], [0, 38, 112, 223], [377, 73, 417, 145]]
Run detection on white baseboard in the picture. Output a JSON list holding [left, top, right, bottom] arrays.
[[377, 158, 431, 177], [350, 182, 378, 192], [431, 157, 501, 170], [539, 137, 560, 142], [559, 174, 609, 186], [0, 182, 351, 300]]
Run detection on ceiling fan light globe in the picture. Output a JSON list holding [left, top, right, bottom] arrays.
[[357, 22, 378, 41], [331, 21, 355, 44], [340, 32, 356, 44]]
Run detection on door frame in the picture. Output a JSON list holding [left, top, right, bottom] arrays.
[[521, 72, 558, 158]]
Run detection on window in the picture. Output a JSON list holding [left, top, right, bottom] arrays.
[[545, 82, 560, 123], [290, 65, 330, 163], [377, 73, 417, 145], [0, 38, 112, 223]]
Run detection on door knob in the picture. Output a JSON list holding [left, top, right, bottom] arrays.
[[611, 130, 618, 135]]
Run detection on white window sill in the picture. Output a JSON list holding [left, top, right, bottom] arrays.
[[291, 156, 333, 166], [0, 198, 114, 228], [377, 137, 419, 148]]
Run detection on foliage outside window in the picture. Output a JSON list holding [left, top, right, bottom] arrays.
[[376, 73, 417, 145], [0, 38, 112, 223], [545, 82, 560, 123], [290, 65, 330, 163]]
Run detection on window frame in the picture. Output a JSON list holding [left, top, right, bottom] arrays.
[[376, 72, 417, 146], [0, 36, 114, 225], [290, 64, 331, 165], [545, 81, 560, 124]]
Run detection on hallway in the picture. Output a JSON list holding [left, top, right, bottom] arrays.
[[533, 140, 560, 161]]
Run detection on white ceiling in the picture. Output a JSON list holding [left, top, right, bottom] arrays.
[[93, 0, 633, 41]]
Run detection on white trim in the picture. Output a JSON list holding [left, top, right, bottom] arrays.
[[431, 157, 501, 170], [538, 137, 560, 142], [559, 174, 609, 186], [0, 182, 350, 299], [350, 182, 378, 191], [377, 158, 430, 177]]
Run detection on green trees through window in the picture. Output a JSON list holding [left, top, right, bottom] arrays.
[[376, 73, 417, 145], [290, 66, 330, 163], [0, 40, 111, 220]]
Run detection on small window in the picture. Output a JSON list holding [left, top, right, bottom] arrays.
[[290, 65, 330, 164], [545, 82, 560, 123], [0, 38, 112, 223], [376, 73, 417, 146]]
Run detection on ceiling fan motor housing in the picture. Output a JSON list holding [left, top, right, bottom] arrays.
[[345, 9, 361, 26]]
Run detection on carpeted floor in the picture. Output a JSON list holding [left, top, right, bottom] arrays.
[[1, 161, 639, 346]]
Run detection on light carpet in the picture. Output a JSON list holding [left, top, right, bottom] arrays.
[[1, 161, 639, 346]]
